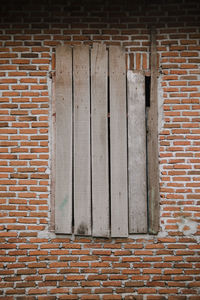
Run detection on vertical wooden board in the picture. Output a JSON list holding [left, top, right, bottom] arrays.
[[109, 46, 128, 237], [91, 44, 109, 237], [73, 45, 91, 236], [147, 29, 160, 234], [127, 71, 147, 233], [55, 45, 72, 234], [50, 69, 56, 232]]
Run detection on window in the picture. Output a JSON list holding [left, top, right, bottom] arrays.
[[53, 42, 159, 237]]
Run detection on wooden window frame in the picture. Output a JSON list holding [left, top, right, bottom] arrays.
[[51, 36, 160, 236]]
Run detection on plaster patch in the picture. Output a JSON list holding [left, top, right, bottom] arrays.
[[38, 230, 56, 239], [45, 167, 50, 174], [158, 74, 164, 133], [157, 230, 168, 238], [178, 217, 198, 236]]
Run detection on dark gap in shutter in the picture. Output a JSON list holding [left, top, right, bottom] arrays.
[[145, 75, 151, 232], [72, 47, 75, 230], [145, 76, 151, 107]]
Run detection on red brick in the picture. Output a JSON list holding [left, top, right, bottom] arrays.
[[0, 4, 200, 299], [138, 288, 157, 294]]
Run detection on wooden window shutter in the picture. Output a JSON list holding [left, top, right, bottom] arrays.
[[54, 43, 153, 236]]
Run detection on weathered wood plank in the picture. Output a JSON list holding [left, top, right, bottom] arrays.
[[91, 44, 109, 237], [55, 45, 72, 234], [127, 70, 147, 233], [109, 46, 128, 237], [73, 45, 91, 235], [147, 29, 160, 234], [50, 65, 56, 232]]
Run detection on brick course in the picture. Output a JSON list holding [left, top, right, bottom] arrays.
[[0, 0, 200, 298]]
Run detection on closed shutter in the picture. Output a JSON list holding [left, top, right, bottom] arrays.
[[55, 43, 148, 236]]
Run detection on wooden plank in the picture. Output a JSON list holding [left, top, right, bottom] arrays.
[[73, 45, 91, 235], [50, 65, 56, 232], [109, 46, 128, 237], [127, 70, 147, 233], [91, 44, 109, 237], [55, 45, 72, 234], [147, 29, 160, 234]]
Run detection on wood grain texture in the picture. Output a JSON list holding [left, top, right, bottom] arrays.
[[73, 45, 91, 236], [109, 46, 128, 237], [55, 45, 73, 234], [91, 44, 109, 237], [127, 70, 147, 233], [50, 69, 56, 232], [147, 29, 160, 234]]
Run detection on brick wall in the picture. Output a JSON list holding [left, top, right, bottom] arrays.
[[0, 0, 200, 299]]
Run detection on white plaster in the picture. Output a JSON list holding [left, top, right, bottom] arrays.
[[45, 167, 50, 174], [157, 230, 168, 238], [38, 229, 56, 239], [178, 217, 198, 236], [158, 74, 164, 133]]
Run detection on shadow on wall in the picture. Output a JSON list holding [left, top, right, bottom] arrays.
[[0, 0, 200, 27]]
